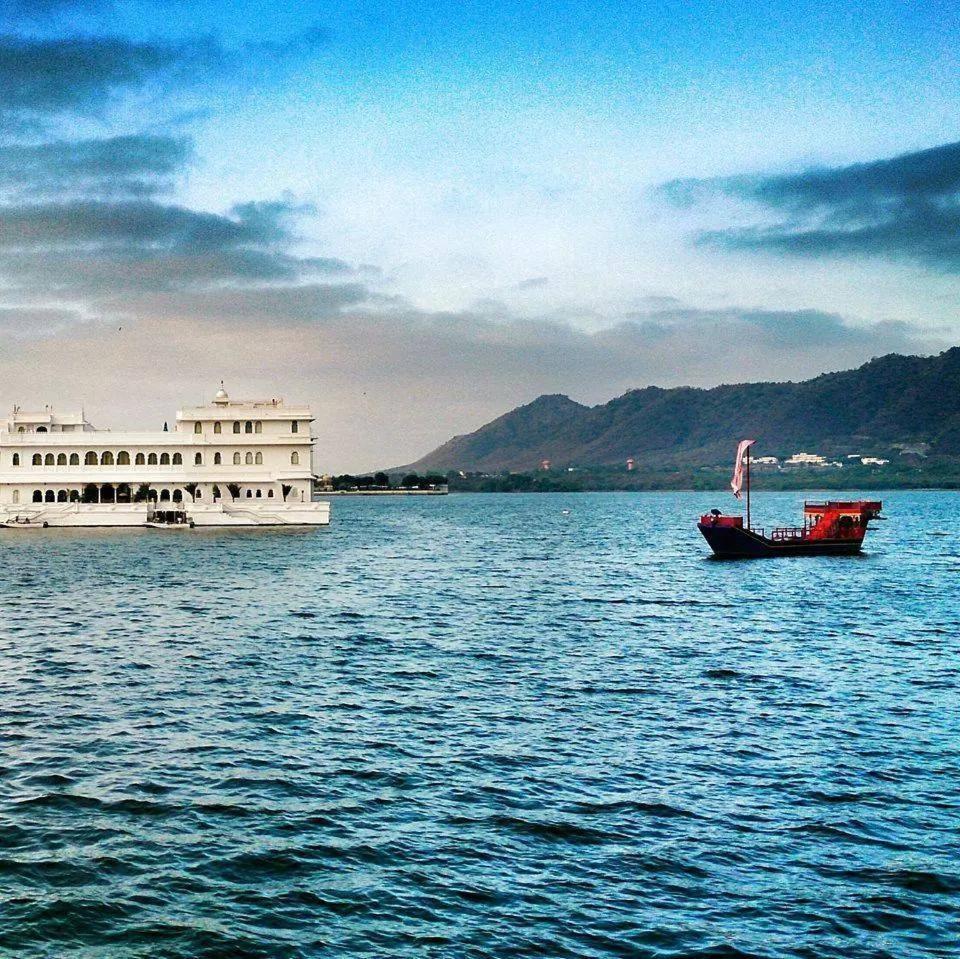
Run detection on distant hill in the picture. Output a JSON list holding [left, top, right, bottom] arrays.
[[404, 348, 960, 472]]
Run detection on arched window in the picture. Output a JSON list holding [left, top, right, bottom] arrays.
[[160, 452, 170, 465], [195, 488, 202, 499], [18, 426, 25, 433], [159, 489, 170, 502], [135, 453, 145, 465], [194, 422, 202, 434], [245, 452, 253, 465], [117, 451, 130, 465], [232, 421, 240, 434], [148, 453, 158, 465], [172, 452, 182, 465], [57, 453, 67, 466], [214, 422, 222, 434], [291, 420, 299, 433], [70, 453, 79, 465], [194, 452, 203, 466], [32, 490, 42, 502], [214, 452, 222, 465], [254, 421, 262, 434], [44, 490, 55, 502], [290, 451, 300, 465], [12, 490, 19, 504], [44, 453, 54, 465], [268, 489, 274, 498], [36, 426, 47, 433], [255, 452, 263, 465], [57, 490, 68, 502], [69, 490, 80, 502], [256, 489, 262, 498], [32, 453, 42, 466], [85, 451, 98, 465], [246, 489, 252, 498], [172, 489, 183, 503], [245, 421, 253, 434], [233, 452, 241, 465], [101, 451, 115, 466], [12, 453, 19, 466]]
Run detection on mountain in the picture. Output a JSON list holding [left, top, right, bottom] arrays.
[[404, 348, 960, 472]]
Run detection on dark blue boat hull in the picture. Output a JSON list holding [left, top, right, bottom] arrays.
[[697, 522, 864, 558]]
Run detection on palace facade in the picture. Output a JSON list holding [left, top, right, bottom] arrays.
[[0, 386, 330, 527]]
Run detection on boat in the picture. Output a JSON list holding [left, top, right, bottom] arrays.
[[146, 508, 194, 529], [2, 516, 49, 530], [698, 439, 882, 558]]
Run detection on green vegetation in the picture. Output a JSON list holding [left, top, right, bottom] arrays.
[[448, 460, 960, 493], [325, 472, 448, 492]]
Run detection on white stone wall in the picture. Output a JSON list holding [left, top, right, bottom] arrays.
[[0, 399, 316, 506]]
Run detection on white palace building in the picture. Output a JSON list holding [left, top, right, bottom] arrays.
[[0, 385, 330, 528]]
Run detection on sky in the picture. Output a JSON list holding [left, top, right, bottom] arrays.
[[1, 0, 958, 470]]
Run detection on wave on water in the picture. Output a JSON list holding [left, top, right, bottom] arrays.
[[0, 492, 957, 958]]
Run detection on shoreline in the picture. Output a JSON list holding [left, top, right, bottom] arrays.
[[317, 486, 959, 496], [316, 488, 448, 496], [443, 484, 960, 493], [445, 470, 960, 494]]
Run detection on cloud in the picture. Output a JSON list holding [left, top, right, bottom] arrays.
[[0, 198, 286, 250], [111, 282, 381, 322], [0, 0, 110, 19], [0, 20, 945, 471], [0, 134, 191, 198], [0, 295, 939, 471], [661, 140, 960, 271], [0, 304, 86, 337], [623, 303, 929, 355], [0, 194, 358, 295], [0, 25, 326, 126], [0, 34, 207, 122]]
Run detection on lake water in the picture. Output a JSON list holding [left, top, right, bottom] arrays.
[[1, 491, 958, 958]]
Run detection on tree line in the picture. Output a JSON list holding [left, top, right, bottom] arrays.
[[326, 472, 448, 491]]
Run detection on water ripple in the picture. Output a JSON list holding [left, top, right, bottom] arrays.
[[0, 491, 958, 958]]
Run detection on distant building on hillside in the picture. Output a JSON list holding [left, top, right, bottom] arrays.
[[783, 453, 845, 469], [861, 457, 890, 466], [626, 457, 635, 471], [539, 458, 551, 471], [784, 452, 828, 467]]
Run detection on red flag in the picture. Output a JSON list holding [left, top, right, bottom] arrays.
[[731, 439, 756, 499]]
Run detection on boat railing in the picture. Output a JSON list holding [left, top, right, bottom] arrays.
[[767, 525, 810, 541]]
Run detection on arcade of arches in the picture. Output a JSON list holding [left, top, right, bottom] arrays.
[[26, 485, 286, 504]]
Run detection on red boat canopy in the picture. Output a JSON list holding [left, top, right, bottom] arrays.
[[803, 500, 883, 518]]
